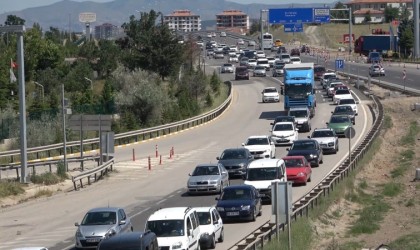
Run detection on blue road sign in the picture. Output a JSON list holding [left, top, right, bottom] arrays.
[[335, 59, 344, 69], [269, 8, 313, 24], [284, 23, 303, 33], [313, 8, 330, 23]]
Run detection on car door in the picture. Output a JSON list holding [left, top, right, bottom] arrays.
[[118, 209, 130, 233], [219, 165, 229, 186], [253, 187, 262, 212], [211, 209, 223, 240]]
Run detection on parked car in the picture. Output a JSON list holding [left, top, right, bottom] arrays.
[[327, 115, 353, 137], [332, 105, 356, 125], [253, 65, 266, 77], [217, 148, 253, 178], [74, 207, 133, 249], [242, 135, 275, 159], [187, 163, 229, 195], [338, 98, 358, 114], [261, 87, 280, 103], [369, 64, 385, 76], [97, 231, 158, 250], [270, 122, 299, 146], [282, 155, 312, 185], [215, 185, 262, 222], [309, 128, 339, 154], [235, 66, 249, 80], [286, 139, 323, 167], [196, 206, 224, 249], [221, 63, 235, 73]]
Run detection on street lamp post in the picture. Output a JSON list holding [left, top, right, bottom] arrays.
[[34, 81, 44, 102], [0, 25, 27, 183], [84, 77, 93, 90], [260, 9, 268, 50]]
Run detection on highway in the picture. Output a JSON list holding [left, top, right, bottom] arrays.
[[0, 40, 374, 250]]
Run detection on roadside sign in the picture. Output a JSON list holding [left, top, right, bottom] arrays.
[[313, 8, 330, 23], [68, 114, 112, 131], [343, 34, 355, 43], [403, 69, 406, 80], [344, 127, 356, 139], [269, 8, 313, 24], [284, 23, 303, 33], [335, 59, 344, 69], [79, 12, 96, 23]]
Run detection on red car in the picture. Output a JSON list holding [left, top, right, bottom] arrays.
[[282, 156, 312, 185]]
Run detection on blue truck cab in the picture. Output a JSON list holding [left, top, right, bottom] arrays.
[[281, 63, 316, 117]]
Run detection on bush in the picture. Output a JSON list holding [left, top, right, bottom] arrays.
[[0, 180, 25, 198], [30, 172, 62, 185], [56, 161, 68, 179]]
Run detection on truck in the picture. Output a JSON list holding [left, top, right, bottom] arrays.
[[354, 29, 398, 57], [281, 63, 316, 117]]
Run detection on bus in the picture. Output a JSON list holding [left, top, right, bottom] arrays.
[[262, 33, 273, 50]]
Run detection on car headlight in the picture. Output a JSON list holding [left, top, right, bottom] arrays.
[[241, 205, 251, 210], [297, 172, 305, 177], [328, 142, 334, 146], [188, 181, 196, 186], [76, 229, 83, 237], [217, 207, 225, 212], [105, 228, 116, 238], [309, 154, 317, 159], [172, 241, 183, 249]]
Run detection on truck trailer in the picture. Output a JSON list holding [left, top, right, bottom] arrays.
[[354, 34, 398, 57]]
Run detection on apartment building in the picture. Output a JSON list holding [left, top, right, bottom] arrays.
[[94, 23, 121, 40], [216, 10, 249, 35], [345, 0, 413, 24], [164, 10, 201, 32]]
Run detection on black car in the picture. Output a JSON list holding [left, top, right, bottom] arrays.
[[235, 66, 249, 80], [314, 65, 326, 80], [215, 185, 262, 222], [217, 148, 253, 178], [286, 139, 323, 167], [332, 105, 356, 125], [97, 231, 158, 250], [270, 116, 296, 128]]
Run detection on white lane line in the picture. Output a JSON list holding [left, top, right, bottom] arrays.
[[130, 207, 151, 218]]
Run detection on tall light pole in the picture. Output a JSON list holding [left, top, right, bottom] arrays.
[[0, 25, 27, 183], [348, 7, 352, 55], [414, 0, 419, 59], [84, 77, 93, 90], [34, 81, 44, 102], [260, 9, 268, 50]]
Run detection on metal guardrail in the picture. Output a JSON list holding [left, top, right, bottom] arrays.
[[228, 89, 384, 249], [71, 157, 114, 191], [0, 83, 232, 164]]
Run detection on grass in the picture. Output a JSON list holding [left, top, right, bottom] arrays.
[[383, 115, 393, 130], [30, 172, 65, 186], [263, 218, 313, 250], [339, 241, 365, 250], [400, 121, 420, 146], [32, 189, 53, 199], [389, 232, 420, 250], [382, 182, 402, 197], [391, 149, 415, 178], [0, 180, 25, 198], [405, 199, 415, 207]]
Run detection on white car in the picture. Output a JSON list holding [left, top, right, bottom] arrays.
[[242, 135, 275, 159], [270, 122, 299, 145], [237, 39, 245, 45], [256, 50, 266, 58], [266, 57, 276, 67], [228, 54, 239, 63], [321, 72, 337, 88], [256, 58, 270, 70], [338, 98, 358, 114], [310, 128, 339, 154], [290, 56, 301, 64], [327, 82, 345, 97], [261, 87, 280, 103], [333, 89, 353, 104], [221, 63, 235, 73], [247, 58, 257, 68], [220, 31, 227, 37], [369, 64, 385, 76], [196, 206, 224, 249], [253, 66, 266, 77]]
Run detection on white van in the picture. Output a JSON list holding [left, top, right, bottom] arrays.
[[146, 207, 201, 250], [244, 159, 287, 202]]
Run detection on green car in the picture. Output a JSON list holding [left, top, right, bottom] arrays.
[[326, 115, 353, 137]]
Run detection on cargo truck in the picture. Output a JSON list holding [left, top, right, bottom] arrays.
[[354, 33, 398, 57], [281, 63, 316, 117]]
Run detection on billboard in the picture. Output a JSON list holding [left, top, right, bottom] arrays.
[[79, 12, 97, 23], [284, 23, 303, 33], [313, 8, 330, 23], [269, 8, 330, 24]]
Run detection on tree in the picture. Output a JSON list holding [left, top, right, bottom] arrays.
[[95, 40, 120, 78], [363, 12, 372, 24], [249, 20, 261, 35], [332, 2, 347, 24], [4, 15, 25, 25], [384, 6, 399, 23], [398, 16, 414, 57]]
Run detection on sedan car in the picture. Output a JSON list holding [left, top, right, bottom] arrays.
[[247, 58, 257, 68], [309, 128, 339, 154], [290, 56, 301, 64], [217, 148, 253, 178], [253, 65, 266, 77], [270, 122, 299, 146], [196, 206, 224, 249], [228, 54, 239, 63], [327, 115, 353, 137], [282, 156, 312, 185], [242, 135, 276, 159], [338, 98, 358, 114], [187, 164, 229, 194], [270, 116, 296, 128], [215, 185, 262, 222], [74, 207, 133, 249], [221, 63, 235, 73], [369, 64, 385, 76], [286, 139, 323, 167], [332, 105, 356, 125], [272, 64, 285, 77], [333, 89, 353, 104], [97, 231, 158, 250], [261, 87, 280, 103], [213, 51, 224, 59]]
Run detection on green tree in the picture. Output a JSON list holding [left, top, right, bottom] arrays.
[[249, 20, 261, 35], [95, 40, 120, 78], [384, 6, 399, 23], [333, 2, 347, 23], [4, 15, 25, 25], [363, 12, 372, 24]]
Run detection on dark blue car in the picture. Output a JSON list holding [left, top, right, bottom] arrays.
[[215, 185, 262, 222], [286, 139, 324, 167]]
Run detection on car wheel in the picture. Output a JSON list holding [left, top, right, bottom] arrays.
[[210, 234, 216, 249], [336, 144, 339, 152], [258, 207, 262, 216], [308, 175, 312, 182], [250, 208, 256, 222], [131, 226, 134, 232], [197, 243, 201, 250], [218, 228, 224, 242]]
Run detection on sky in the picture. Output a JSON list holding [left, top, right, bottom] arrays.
[[1, 0, 332, 13]]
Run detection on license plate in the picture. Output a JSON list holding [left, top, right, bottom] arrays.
[[86, 238, 101, 243], [226, 212, 239, 216]]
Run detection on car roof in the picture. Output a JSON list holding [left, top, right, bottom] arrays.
[[86, 207, 121, 213], [274, 121, 294, 126], [313, 128, 334, 132], [196, 163, 219, 168], [248, 158, 285, 168], [223, 184, 253, 191], [247, 135, 269, 139], [282, 155, 305, 160], [148, 207, 194, 221], [194, 206, 216, 213]]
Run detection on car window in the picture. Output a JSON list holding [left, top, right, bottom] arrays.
[[289, 110, 308, 117], [197, 211, 211, 225], [339, 99, 355, 105], [284, 158, 304, 167], [274, 123, 293, 131], [264, 88, 277, 93], [335, 89, 350, 95], [81, 211, 117, 225], [291, 141, 316, 150], [221, 188, 251, 200], [330, 116, 350, 123], [312, 130, 334, 137], [118, 209, 126, 220], [247, 168, 278, 181], [246, 137, 269, 145]]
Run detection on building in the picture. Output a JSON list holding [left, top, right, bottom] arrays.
[[164, 10, 201, 32], [345, 0, 413, 24], [94, 23, 121, 40], [216, 10, 249, 35]]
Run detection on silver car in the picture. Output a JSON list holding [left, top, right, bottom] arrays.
[[187, 164, 229, 194], [75, 207, 133, 249]]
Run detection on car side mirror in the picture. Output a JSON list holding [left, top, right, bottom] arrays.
[[286, 148, 290, 151], [188, 173, 191, 176], [216, 156, 220, 160], [307, 135, 310, 138], [75, 222, 80, 227], [331, 111, 333, 114], [119, 220, 126, 225], [270, 122, 274, 125], [326, 122, 329, 125], [270, 130, 272, 132], [188, 229, 193, 236], [241, 143, 245, 146], [296, 128, 299, 131]]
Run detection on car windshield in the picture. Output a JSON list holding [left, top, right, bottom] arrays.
[[236, 67, 248, 73], [281, 55, 290, 59], [257, 60, 269, 65], [324, 74, 336, 79], [147, 220, 184, 237], [255, 66, 265, 70], [247, 168, 278, 181], [291, 141, 316, 150], [81, 211, 117, 225], [274, 123, 293, 131], [197, 212, 211, 225], [335, 89, 350, 95], [315, 67, 325, 72], [339, 99, 355, 105], [330, 116, 350, 123], [223, 64, 232, 67], [275, 65, 285, 69], [284, 159, 305, 167], [246, 137, 269, 145], [221, 188, 252, 200], [335, 106, 353, 113], [264, 88, 277, 93], [192, 166, 220, 176], [220, 150, 246, 160], [291, 58, 300, 62], [312, 130, 334, 137], [289, 110, 308, 118], [275, 117, 294, 123], [249, 59, 256, 63]]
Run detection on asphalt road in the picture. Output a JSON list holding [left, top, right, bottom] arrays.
[[0, 43, 374, 250]]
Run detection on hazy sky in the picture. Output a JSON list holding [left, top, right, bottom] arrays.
[[1, 0, 333, 13]]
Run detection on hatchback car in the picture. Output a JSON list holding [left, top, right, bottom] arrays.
[[272, 63, 285, 77], [221, 63, 234, 73], [217, 148, 253, 178], [282, 156, 312, 185], [333, 89, 353, 104], [253, 65, 266, 77], [235, 66, 249, 80], [286, 139, 323, 167], [215, 185, 262, 222], [290, 56, 301, 64], [337, 98, 358, 114], [74, 207, 133, 249], [327, 115, 353, 137], [369, 64, 385, 76], [309, 128, 339, 154], [261, 87, 280, 103], [242, 135, 276, 159], [332, 105, 356, 125], [187, 164, 229, 195], [196, 206, 224, 249], [270, 122, 299, 146]]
